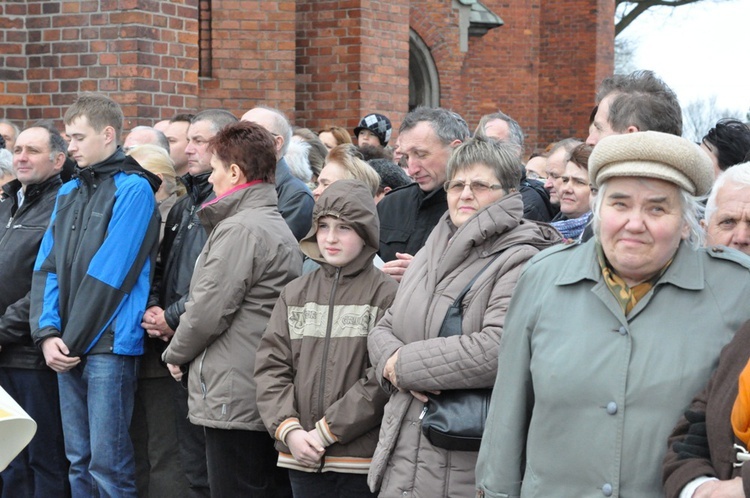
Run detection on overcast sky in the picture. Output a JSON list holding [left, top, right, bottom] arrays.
[[620, 0, 750, 116]]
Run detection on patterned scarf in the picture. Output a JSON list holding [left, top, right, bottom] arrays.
[[551, 212, 591, 241], [732, 358, 750, 446], [596, 243, 672, 315]]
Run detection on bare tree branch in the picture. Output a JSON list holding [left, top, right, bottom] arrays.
[[615, 0, 706, 36], [682, 96, 745, 142]]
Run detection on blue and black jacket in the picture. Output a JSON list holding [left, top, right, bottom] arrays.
[[30, 148, 161, 357]]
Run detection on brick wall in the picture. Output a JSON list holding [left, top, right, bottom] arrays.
[[0, 0, 200, 132], [408, 0, 613, 151], [462, 0, 542, 147], [0, 0, 612, 149], [537, 0, 614, 145], [295, 0, 410, 138], [199, 1, 296, 117]]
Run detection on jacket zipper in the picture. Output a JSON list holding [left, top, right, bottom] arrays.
[[316, 267, 340, 472], [1, 189, 46, 248], [66, 176, 90, 267], [199, 349, 208, 399]]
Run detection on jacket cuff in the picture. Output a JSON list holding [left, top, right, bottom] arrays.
[[276, 418, 304, 445], [33, 326, 61, 348], [164, 305, 180, 331], [315, 417, 337, 447], [146, 294, 160, 309]]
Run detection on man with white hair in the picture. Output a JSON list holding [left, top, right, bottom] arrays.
[[703, 162, 750, 255], [0, 118, 20, 151], [241, 106, 314, 240]]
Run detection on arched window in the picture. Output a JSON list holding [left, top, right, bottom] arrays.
[[409, 30, 439, 110]]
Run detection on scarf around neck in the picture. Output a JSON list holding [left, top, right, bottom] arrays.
[[551, 212, 591, 240], [595, 243, 672, 315]]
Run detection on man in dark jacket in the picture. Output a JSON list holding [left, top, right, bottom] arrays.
[[377, 107, 469, 281], [30, 94, 161, 497], [140, 109, 237, 498], [241, 106, 314, 240], [0, 123, 69, 497]]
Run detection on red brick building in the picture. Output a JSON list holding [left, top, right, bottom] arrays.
[[0, 0, 613, 150]]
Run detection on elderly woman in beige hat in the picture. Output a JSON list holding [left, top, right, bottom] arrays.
[[475, 131, 750, 498]]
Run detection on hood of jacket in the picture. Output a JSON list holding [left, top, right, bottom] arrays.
[[299, 179, 379, 274], [75, 147, 162, 193], [198, 181, 278, 232]]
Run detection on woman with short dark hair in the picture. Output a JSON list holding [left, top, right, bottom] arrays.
[[163, 121, 302, 497], [367, 137, 560, 497]]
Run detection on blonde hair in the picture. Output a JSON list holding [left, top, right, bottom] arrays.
[[325, 144, 380, 197], [127, 144, 177, 195]]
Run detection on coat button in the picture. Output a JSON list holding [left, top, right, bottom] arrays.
[[618, 326, 627, 335], [602, 483, 613, 496], [606, 402, 617, 415]]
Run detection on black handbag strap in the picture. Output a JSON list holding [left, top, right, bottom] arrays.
[[438, 252, 503, 338], [452, 253, 504, 307]]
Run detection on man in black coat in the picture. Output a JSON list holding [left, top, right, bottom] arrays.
[[0, 123, 69, 497]]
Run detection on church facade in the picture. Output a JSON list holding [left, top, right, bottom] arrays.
[[0, 0, 613, 149]]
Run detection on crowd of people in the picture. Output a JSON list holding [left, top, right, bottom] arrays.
[[2, 68, 750, 498]]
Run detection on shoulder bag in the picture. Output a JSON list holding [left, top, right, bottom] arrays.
[[420, 254, 500, 452]]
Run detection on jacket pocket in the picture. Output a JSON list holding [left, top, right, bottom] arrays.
[[380, 228, 410, 246], [203, 342, 232, 421]]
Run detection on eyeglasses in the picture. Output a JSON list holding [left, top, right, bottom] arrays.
[[443, 180, 504, 194]]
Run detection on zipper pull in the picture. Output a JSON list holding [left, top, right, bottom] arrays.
[[419, 406, 428, 420]]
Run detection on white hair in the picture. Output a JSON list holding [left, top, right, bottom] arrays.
[[284, 137, 313, 182], [705, 162, 750, 224], [0, 149, 13, 178]]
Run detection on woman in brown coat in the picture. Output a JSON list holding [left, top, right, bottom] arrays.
[[367, 138, 560, 497]]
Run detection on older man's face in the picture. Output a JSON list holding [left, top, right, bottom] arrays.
[[705, 182, 750, 255]]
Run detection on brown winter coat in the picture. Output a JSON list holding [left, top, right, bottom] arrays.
[[255, 180, 398, 474], [366, 193, 560, 497], [162, 182, 302, 431], [663, 319, 750, 498]]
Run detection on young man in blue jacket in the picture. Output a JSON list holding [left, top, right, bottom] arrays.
[[30, 94, 161, 498]]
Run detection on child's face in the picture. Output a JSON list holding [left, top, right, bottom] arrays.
[[316, 216, 366, 267]]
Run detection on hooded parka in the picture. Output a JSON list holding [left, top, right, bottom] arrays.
[[367, 192, 560, 497], [255, 179, 398, 474]]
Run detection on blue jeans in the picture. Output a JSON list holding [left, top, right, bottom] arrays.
[[0, 367, 69, 498], [58, 354, 139, 498]]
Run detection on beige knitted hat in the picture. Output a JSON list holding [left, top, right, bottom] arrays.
[[589, 131, 714, 196]]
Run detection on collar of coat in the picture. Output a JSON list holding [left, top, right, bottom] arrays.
[[197, 181, 278, 231], [427, 192, 561, 282], [554, 239, 705, 291]]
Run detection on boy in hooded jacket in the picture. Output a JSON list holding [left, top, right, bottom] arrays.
[[255, 179, 398, 497]]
